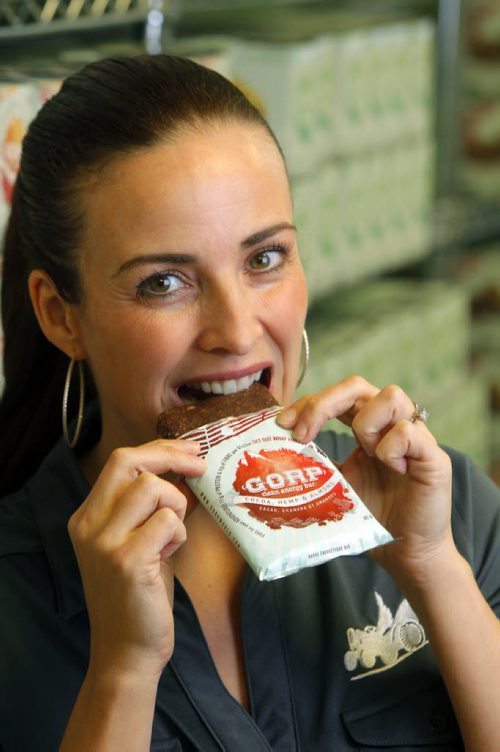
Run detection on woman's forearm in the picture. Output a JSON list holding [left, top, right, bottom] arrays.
[[398, 548, 500, 751], [60, 665, 160, 752]]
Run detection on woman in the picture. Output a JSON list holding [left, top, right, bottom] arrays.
[[0, 54, 498, 751]]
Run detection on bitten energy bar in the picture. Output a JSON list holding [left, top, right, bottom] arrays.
[[157, 385, 394, 580], [157, 382, 278, 438]]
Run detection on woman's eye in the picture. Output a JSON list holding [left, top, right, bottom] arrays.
[[137, 272, 184, 299], [248, 247, 286, 272]]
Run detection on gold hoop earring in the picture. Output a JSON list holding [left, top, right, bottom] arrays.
[[62, 358, 85, 449], [296, 328, 310, 387]]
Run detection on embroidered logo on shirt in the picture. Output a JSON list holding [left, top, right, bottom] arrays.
[[344, 591, 428, 680]]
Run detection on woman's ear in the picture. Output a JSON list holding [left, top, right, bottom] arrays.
[[28, 269, 87, 360]]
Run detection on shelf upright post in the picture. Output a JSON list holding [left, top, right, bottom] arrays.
[[145, 0, 166, 54], [436, 0, 463, 199]]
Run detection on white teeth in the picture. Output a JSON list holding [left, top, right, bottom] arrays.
[[236, 374, 253, 391], [222, 379, 238, 395], [184, 370, 263, 397]]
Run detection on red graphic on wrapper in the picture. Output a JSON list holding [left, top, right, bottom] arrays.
[[233, 448, 354, 529]]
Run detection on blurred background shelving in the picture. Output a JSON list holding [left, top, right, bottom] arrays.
[[0, 0, 499, 482]]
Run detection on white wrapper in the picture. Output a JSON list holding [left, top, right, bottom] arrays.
[[182, 406, 394, 580]]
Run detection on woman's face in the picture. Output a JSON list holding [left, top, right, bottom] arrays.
[[74, 122, 308, 454]]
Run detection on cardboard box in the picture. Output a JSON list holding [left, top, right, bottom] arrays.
[[229, 36, 336, 177]]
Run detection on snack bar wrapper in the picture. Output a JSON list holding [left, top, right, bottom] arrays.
[[181, 406, 394, 580]]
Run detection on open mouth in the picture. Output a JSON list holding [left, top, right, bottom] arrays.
[[177, 368, 271, 404]]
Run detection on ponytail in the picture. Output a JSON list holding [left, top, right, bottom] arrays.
[[0, 189, 79, 497]]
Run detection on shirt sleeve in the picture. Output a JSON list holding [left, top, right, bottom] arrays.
[[447, 447, 500, 618]]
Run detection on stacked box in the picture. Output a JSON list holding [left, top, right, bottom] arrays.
[[337, 140, 435, 281], [425, 375, 491, 469], [0, 70, 63, 397], [228, 19, 434, 172], [229, 36, 337, 178], [292, 161, 346, 297], [0, 79, 38, 244], [0, 69, 64, 247], [331, 19, 434, 155], [292, 139, 435, 300]]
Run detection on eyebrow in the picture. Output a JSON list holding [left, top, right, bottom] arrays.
[[114, 253, 196, 276], [241, 222, 297, 247], [114, 222, 297, 276]]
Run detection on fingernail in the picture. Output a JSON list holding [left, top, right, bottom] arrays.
[[184, 441, 201, 451], [277, 408, 297, 427], [292, 423, 307, 441]]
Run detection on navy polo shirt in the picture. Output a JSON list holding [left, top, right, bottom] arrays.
[[1, 412, 498, 750]]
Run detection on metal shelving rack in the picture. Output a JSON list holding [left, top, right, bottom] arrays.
[[0, 1, 320, 60], [0, 1, 152, 36], [0, 0, 319, 37], [0, 0, 168, 55]]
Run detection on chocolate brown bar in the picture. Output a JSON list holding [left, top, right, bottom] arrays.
[[157, 381, 278, 439]]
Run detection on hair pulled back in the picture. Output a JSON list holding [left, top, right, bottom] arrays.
[[0, 54, 281, 497]]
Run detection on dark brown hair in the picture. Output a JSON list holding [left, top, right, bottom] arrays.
[[0, 54, 283, 497]]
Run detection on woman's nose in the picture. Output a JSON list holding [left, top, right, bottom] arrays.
[[196, 284, 263, 355]]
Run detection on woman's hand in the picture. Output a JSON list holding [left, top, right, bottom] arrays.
[[68, 439, 207, 681], [277, 376, 453, 585], [278, 376, 500, 751]]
